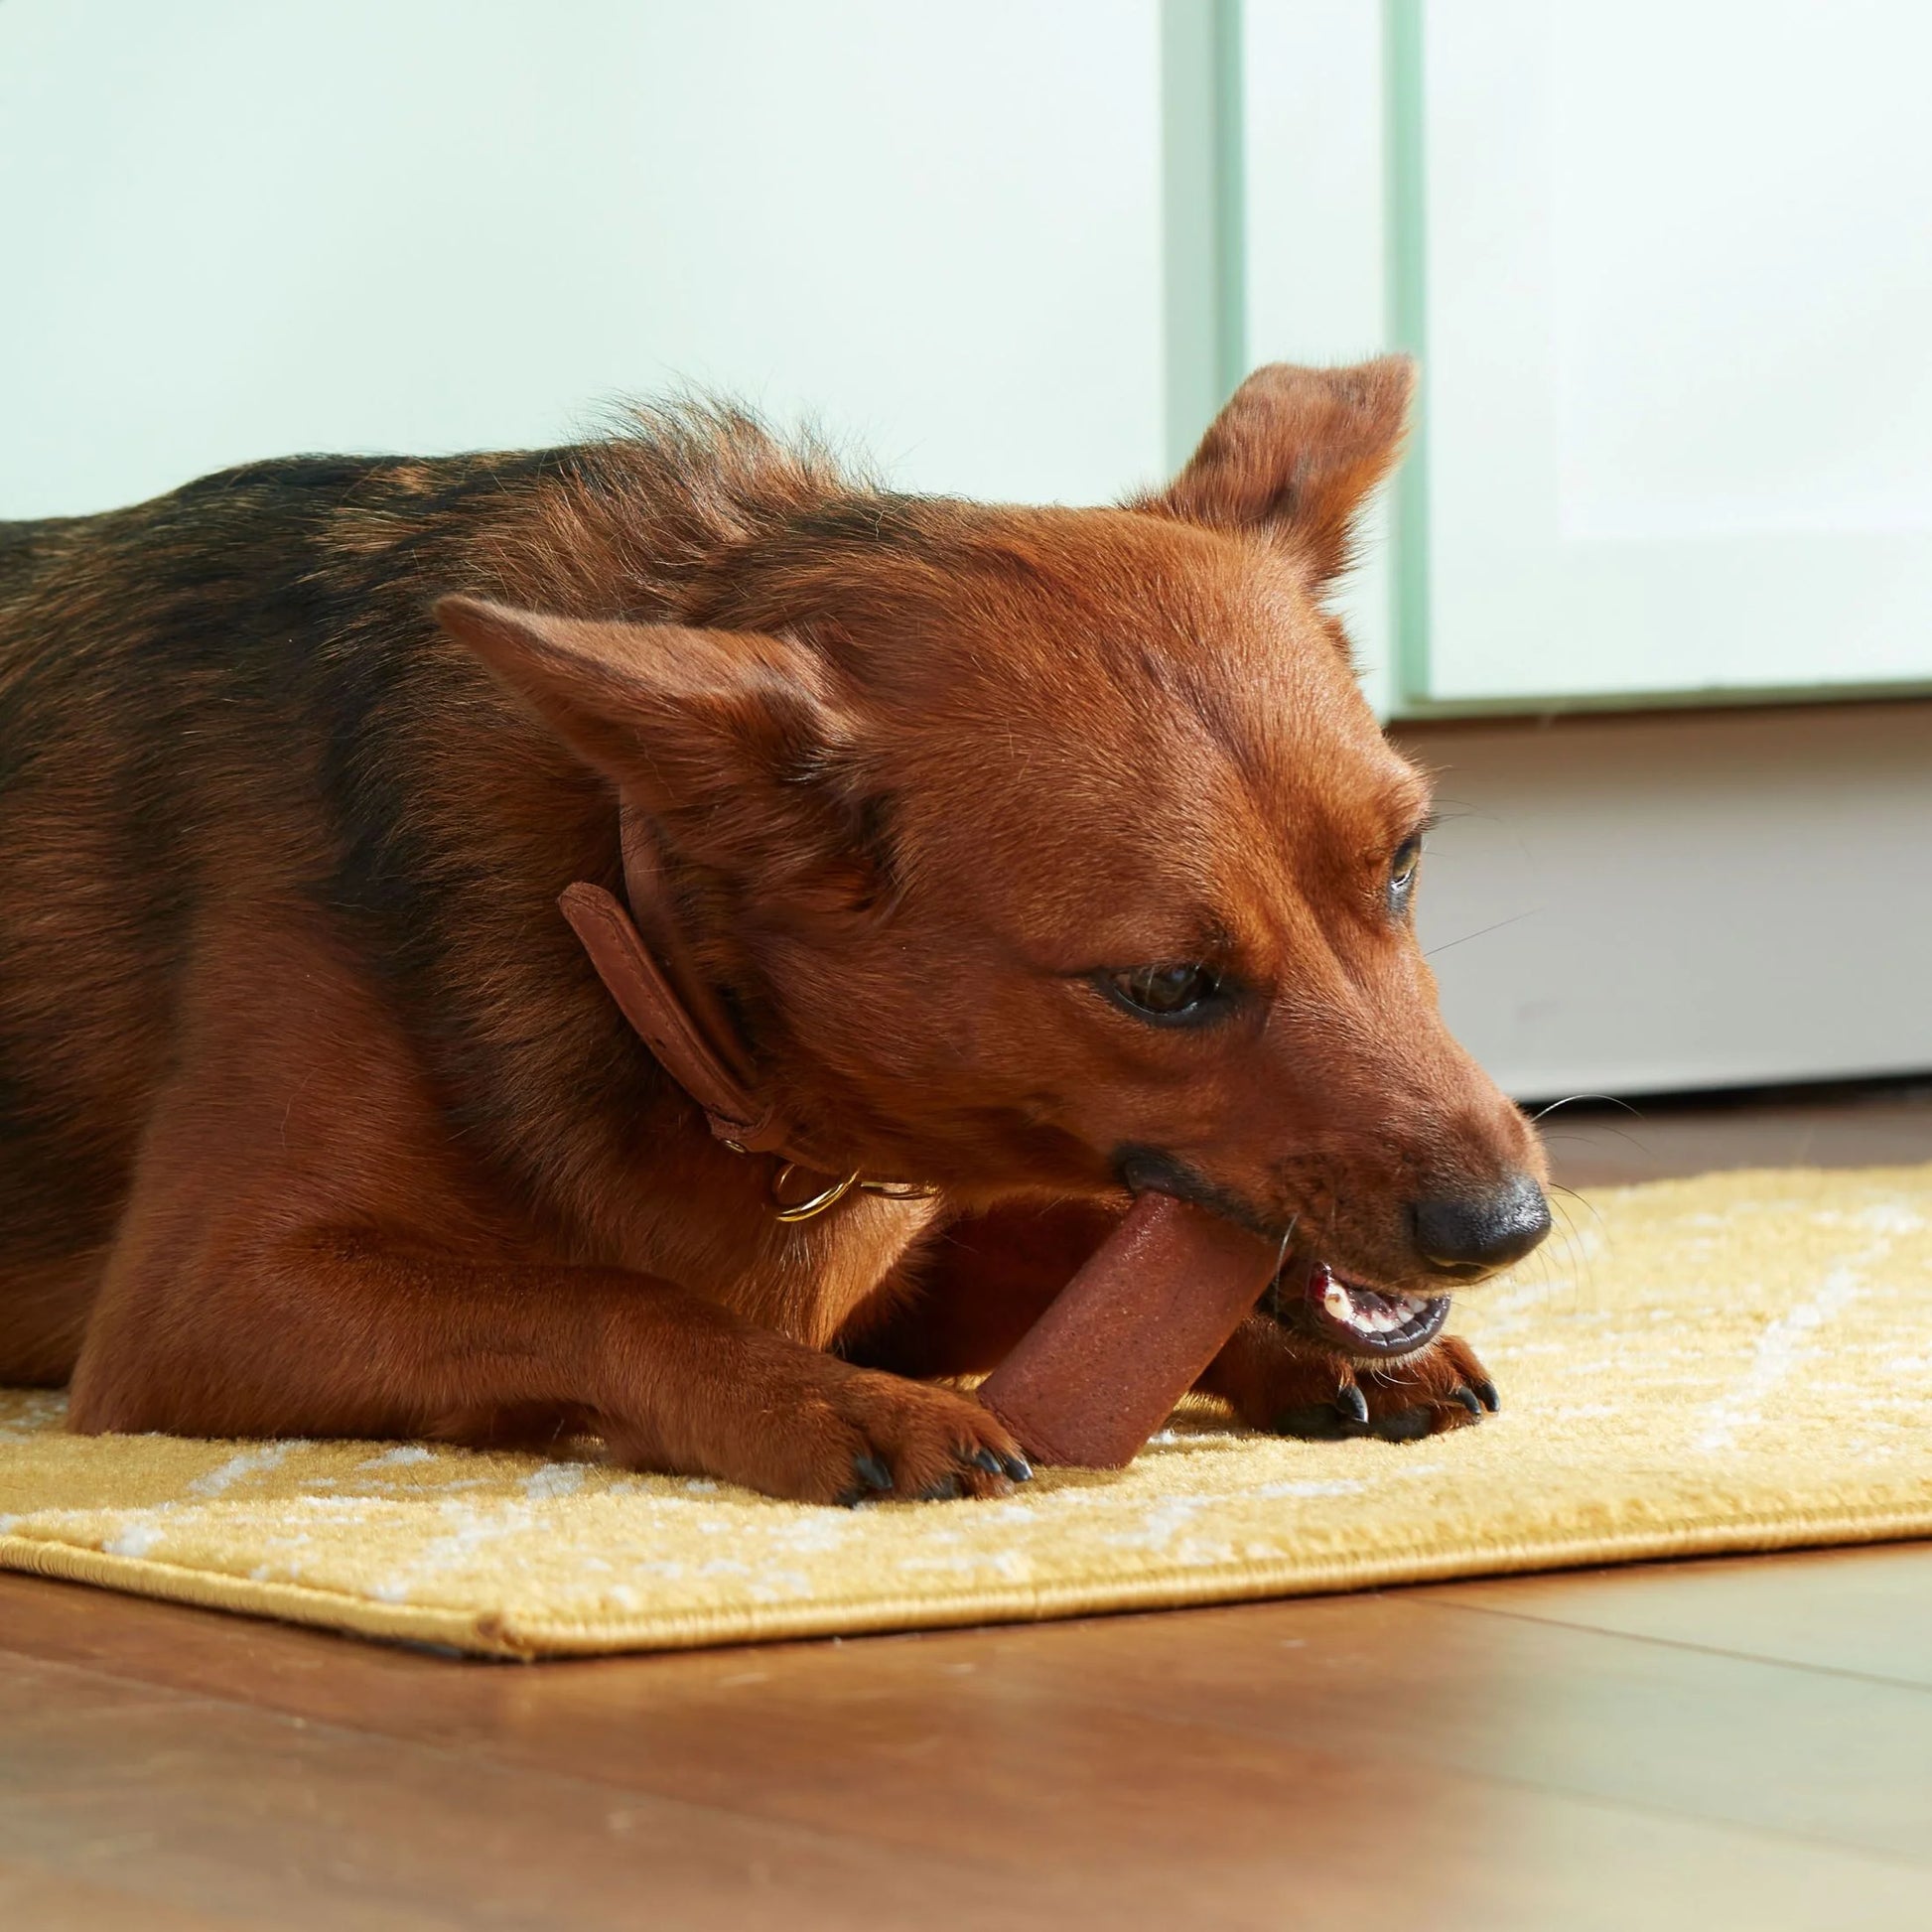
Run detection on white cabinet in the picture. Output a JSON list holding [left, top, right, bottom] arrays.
[[1399, 703, 1932, 1098], [0, 0, 1167, 518], [1243, 0, 1932, 712], [1421, 0, 1932, 705]]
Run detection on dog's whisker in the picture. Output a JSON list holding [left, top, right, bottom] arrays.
[[1529, 1093, 1644, 1124], [1275, 1216, 1299, 1271], [1547, 1180, 1607, 1233], [1423, 909, 1540, 959], [1537, 1125, 1652, 1160], [1264, 1214, 1299, 1322], [1543, 1192, 1599, 1314]]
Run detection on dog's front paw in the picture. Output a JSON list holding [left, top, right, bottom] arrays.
[[1272, 1332, 1498, 1443], [1208, 1318, 1498, 1444], [821, 1369, 1035, 1505], [606, 1353, 1032, 1507]]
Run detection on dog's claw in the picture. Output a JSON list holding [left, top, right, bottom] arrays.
[[1001, 1451, 1034, 1484], [1335, 1384, 1370, 1427], [853, 1451, 894, 1494], [964, 1446, 1004, 1477], [1472, 1378, 1501, 1413], [1453, 1386, 1484, 1416]]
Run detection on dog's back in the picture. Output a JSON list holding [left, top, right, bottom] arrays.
[[0, 418, 881, 1380], [0, 456, 502, 1366]]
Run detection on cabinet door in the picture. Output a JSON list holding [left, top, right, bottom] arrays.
[[0, 0, 1165, 518], [1413, 0, 1932, 705]]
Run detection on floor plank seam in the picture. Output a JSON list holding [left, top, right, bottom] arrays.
[[1420, 1592, 1932, 1695]]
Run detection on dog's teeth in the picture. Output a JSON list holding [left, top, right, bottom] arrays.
[[1323, 1283, 1351, 1319]]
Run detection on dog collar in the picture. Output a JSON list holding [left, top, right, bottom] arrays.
[[559, 810, 935, 1222]]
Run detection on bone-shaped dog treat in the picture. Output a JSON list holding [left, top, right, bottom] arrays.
[[976, 1192, 1280, 1468]]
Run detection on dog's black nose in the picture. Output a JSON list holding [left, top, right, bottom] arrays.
[[1410, 1174, 1551, 1281]]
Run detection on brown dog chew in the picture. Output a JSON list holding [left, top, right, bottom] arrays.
[[976, 1192, 1280, 1467]]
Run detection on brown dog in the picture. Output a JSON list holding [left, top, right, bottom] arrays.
[[0, 359, 1548, 1503]]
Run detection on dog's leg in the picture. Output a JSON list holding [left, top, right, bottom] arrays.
[[62, 911, 1023, 1504], [1198, 1314, 1497, 1443], [69, 1230, 1026, 1503]]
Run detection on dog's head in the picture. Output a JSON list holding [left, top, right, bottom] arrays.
[[439, 360, 1548, 1347]]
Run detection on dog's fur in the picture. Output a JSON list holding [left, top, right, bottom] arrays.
[[0, 361, 1546, 1502]]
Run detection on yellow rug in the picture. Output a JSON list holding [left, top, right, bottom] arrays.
[[3, 1163, 1929, 1658]]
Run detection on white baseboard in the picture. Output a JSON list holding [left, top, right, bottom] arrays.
[[1391, 701, 1932, 1102]]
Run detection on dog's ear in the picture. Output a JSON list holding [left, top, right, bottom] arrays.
[[435, 595, 879, 902], [1153, 356, 1415, 586]]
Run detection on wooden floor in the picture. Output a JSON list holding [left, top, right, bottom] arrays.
[[4, 1086, 1931, 1930]]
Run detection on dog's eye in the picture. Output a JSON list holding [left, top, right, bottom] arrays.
[[1100, 963, 1226, 1024], [1389, 836, 1423, 910]]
